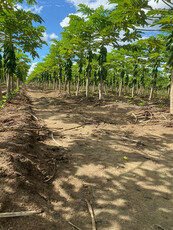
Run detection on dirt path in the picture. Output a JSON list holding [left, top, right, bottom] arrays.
[[0, 85, 173, 230]]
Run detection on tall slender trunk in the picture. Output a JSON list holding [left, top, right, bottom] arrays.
[[99, 73, 103, 100], [59, 79, 62, 92], [53, 80, 56, 90], [86, 61, 91, 98], [73, 83, 75, 91], [149, 73, 156, 101], [83, 76, 85, 89], [104, 84, 107, 95], [86, 76, 89, 98], [111, 84, 113, 92], [76, 74, 80, 96], [119, 80, 122, 97], [56, 81, 58, 90], [168, 87, 170, 98], [68, 80, 71, 95], [132, 83, 135, 98], [149, 87, 154, 101], [17, 78, 20, 88], [6, 73, 11, 99], [92, 82, 95, 93], [137, 86, 141, 95], [11, 74, 15, 91], [170, 68, 173, 114], [0, 78, 2, 101], [64, 79, 67, 91], [49, 80, 51, 89]]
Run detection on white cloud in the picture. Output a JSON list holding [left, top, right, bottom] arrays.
[[65, 0, 114, 10], [60, 0, 115, 27], [148, 0, 170, 9], [60, 12, 83, 27], [65, 0, 169, 11], [49, 33, 58, 39], [41, 32, 58, 45], [32, 5, 43, 13], [60, 16, 71, 28], [16, 4, 43, 14], [42, 32, 49, 42], [28, 62, 37, 75]]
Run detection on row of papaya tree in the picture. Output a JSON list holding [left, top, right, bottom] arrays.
[[0, 0, 46, 101], [28, 33, 170, 101], [27, 1, 173, 111]]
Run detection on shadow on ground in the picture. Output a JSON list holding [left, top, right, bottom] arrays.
[[0, 86, 172, 230]]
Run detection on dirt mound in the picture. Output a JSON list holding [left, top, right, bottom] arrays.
[[0, 88, 69, 230]]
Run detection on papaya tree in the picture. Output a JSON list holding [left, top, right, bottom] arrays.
[[15, 52, 31, 88], [80, 5, 119, 99], [0, 54, 2, 100], [3, 43, 16, 98], [166, 30, 173, 113], [60, 14, 86, 96], [0, 0, 37, 12], [0, 6, 46, 97]]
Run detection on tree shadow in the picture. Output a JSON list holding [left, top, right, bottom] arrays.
[[0, 86, 172, 230]]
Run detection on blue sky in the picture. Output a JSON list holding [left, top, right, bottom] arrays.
[[18, 0, 167, 74]]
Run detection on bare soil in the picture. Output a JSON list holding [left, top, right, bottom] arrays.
[[0, 85, 173, 230]]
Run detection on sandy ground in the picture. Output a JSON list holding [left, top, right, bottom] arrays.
[[0, 85, 173, 230]]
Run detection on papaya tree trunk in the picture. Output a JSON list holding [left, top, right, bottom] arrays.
[[68, 80, 71, 95], [92, 82, 95, 93], [0, 78, 2, 101], [53, 80, 56, 90], [56, 80, 58, 90], [104, 84, 107, 95], [149, 73, 156, 101], [6, 73, 11, 99], [99, 73, 103, 100], [76, 74, 80, 96], [49, 80, 51, 89], [170, 68, 173, 114], [149, 87, 154, 101], [17, 78, 20, 88], [132, 83, 135, 98], [59, 79, 62, 92], [64, 78, 67, 91], [12, 74, 15, 91], [168, 87, 170, 98], [86, 76, 89, 98], [119, 80, 122, 97]]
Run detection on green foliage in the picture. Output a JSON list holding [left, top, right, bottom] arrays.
[[0, 5, 46, 59], [166, 30, 173, 67], [28, 0, 171, 97]]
